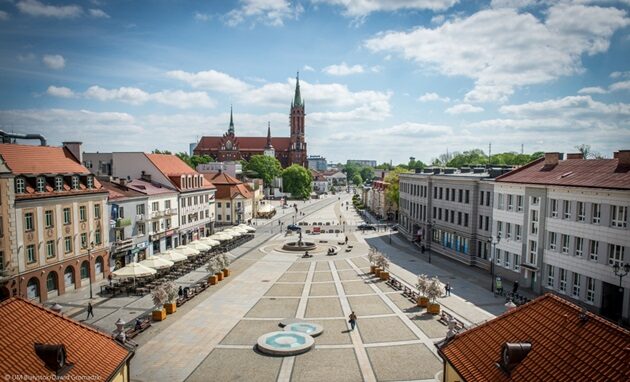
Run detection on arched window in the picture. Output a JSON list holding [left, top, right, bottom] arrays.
[[26, 278, 40, 301], [46, 272, 58, 292], [95, 256, 104, 275], [64, 266, 75, 288], [80, 261, 90, 279]]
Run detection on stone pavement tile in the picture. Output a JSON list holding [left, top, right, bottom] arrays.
[[386, 292, 423, 314], [92, 308, 146, 331], [291, 348, 362, 382], [220, 319, 283, 345], [125, 295, 156, 310], [334, 260, 352, 270], [264, 283, 305, 297], [312, 271, 333, 282], [315, 261, 330, 271], [288, 262, 310, 272], [349, 257, 370, 268], [367, 343, 442, 381], [337, 270, 363, 281], [307, 319, 352, 345], [304, 297, 344, 318], [410, 313, 449, 339], [308, 282, 338, 297], [357, 316, 418, 344], [374, 280, 396, 293], [97, 296, 139, 308], [347, 295, 393, 316], [81, 306, 118, 324], [186, 348, 282, 382], [245, 298, 300, 318], [342, 281, 376, 296], [277, 272, 307, 282]]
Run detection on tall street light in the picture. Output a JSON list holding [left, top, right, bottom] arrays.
[[427, 220, 435, 264], [489, 235, 501, 293], [88, 241, 95, 299], [612, 262, 630, 325]]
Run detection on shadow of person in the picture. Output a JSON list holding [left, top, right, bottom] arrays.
[[341, 329, 352, 333]]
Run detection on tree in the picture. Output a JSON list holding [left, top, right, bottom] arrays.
[[360, 166, 374, 182], [352, 174, 363, 186], [343, 163, 360, 181], [152, 149, 172, 155], [384, 166, 411, 216], [282, 164, 313, 199], [244, 155, 282, 191]]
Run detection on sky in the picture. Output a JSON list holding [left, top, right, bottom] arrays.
[[0, 0, 629, 165]]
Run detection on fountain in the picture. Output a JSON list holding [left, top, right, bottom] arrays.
[[282, 230, 317, 251], [283, 322, 324, 337], [257, 331, 315, 356]]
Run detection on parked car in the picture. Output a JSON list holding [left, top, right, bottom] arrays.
[[287, 224, 301, 232], [357, 223, 377, 231]]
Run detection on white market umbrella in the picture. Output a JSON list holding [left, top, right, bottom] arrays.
[[238, 224, 256, 232], [139, 255, 174, 270], [157, 250, 188, 263], [223, 229, 242, 237], [231, 227, 249, 234], [173, 245, 200, 257], [112, 262, 157, 278], [210, 233, 232, 242], [199, 238, 220, 247], [187, 241, 212, 252]]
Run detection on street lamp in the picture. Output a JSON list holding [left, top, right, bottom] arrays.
[[488, 235, 501, 293], [426, 220, 435, 264], [389, 225, 392, 244], [612, 263, 630, 324], [88, 241, 95, 299]]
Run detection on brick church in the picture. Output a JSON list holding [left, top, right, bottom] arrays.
[[193, 74, 307, 168]]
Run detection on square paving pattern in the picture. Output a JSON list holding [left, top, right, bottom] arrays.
[[342, 281, 376, 295], [337, 270, 363, 281], [357, 316, 418, 344], [367, 344, 442, 381], [304, 297, 344, 318], [307, 319, 352, 345], [308, 282, 338, 297], [334, 260, 352, 270], [245, 297, 300, 318], [315, 261, 330, 271], [187, 348, 282, 382], [276, 272, 307, 282], [347, 295, 393, 316], [288, 262, 310, 272], [312, 271, 333, 282], [291, 348, 362, 382], [264, 283, 304, 297], [220, 319, 282, 345], [410, 313, 450, 338]]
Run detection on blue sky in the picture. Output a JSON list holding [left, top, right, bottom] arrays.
[[0, 0, 629, 164]]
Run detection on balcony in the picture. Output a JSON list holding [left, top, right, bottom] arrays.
[[136, 214, 146, 221], [116, 218, 132, 228], [112, 237, 133, 252]]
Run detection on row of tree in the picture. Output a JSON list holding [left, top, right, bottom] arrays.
[[243, 155, 313, 199], [152, 149, 215, 169]]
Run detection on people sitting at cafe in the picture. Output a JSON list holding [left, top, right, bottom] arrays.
[[135, 318, 142, 331], [183, 287, 190, 299], [178, 286, 183, 299]]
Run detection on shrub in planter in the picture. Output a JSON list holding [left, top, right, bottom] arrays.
[[207, 258, 221, 285], [151, 286, 168, 321], [426, 277, 444, 315], [416, 274, 430, 307], [368, 247, 378, 274], [219, 253, 231, 277], [376, 253, 390, 280], [163, 281, 178, 314]]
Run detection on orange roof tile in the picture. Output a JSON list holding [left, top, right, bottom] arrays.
[[0, 298, 131, 380], [439, 294, 630, 382], [203, 172, 253, 199], [0, 144, 90, 175], [145, 153, 214, 191]]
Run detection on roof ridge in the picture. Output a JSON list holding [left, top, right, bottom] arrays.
[[495, 156, 544, 181]]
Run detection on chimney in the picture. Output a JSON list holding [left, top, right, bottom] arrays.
[[616, 150, 630, 166], [566, 153, 583, 160], [141, 171, 151, 182], [544, 152, 561, 167], [62, 142, 82, 164]]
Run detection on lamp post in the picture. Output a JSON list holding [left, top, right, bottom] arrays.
[[426, 221, 435, 264], [612, 263, 630, 324], [489, 235, 501, 293], [389, 226, 392, 244], [88, 241, 95, 299]]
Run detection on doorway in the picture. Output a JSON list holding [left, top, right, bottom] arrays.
[[601, 281, 623, 322]]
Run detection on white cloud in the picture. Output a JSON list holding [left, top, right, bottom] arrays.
[[224, 0, 303, 27], [88, 8, 109, 18], [166, 69, 252, 93], [312, 0, 459, 17], [610, 71, 630, 79], [498, 95, 630, 121], [490, 0, 538, 9], [365, 4, 629, 103], [609, 80, 630, 92], [418, 92, 450, 102], [578, 86, 607, 94], [0, 10, 9, 20], [46, 86, 75, 98], [303, 65, 315, 72], [431, 14, 445, 24], [42, 54, 66, 70], [445, 103, 484, 114], [194, 11, 210, 21], [322, 62, 365, 76], [17, 0, 82, 18]]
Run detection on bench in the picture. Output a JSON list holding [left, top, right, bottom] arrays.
[[125, 318, 151, 339], [439, 311, 466, 331]]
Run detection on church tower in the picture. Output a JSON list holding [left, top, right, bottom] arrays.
[[264, 122, 275, 158], [289, 72, 307, 167]]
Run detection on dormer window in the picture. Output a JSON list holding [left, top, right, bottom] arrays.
[[55, 176, 63, 192], [15, 177, 26, 193], [36, 176, 46, 192], [87, 176, 94, 189], [180, 175, 186, 189], [71, 175, 79, 190]]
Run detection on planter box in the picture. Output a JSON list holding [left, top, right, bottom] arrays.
[[370, 265, 377, 274], [379, 271, 390, 280], [222, 268, 230, 277], [216, 272, 224, 281], [152, 309, 166, 321], [209, 275, 218, 285], [164, 303, 177, 314], [374, 268, 382, 277], [417, 296, 429, 308], [427, 303, 441, 315]]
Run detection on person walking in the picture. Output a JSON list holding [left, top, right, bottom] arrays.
[[445, 282, 451, 297], [86, 302, 94, 320], [348, 311, 357, 331], [178, 286, 183, 299], [512, 280, 519, 295], [345, 236, 348, 245], [108, 273, 113, 286]]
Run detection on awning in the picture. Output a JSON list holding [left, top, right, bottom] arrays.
[[112, 262, 157, 278], [139, 255, 174, 270]]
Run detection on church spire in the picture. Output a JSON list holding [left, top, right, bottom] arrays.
[[228, 105, 235, 134], [293, 72, 302, 107], [266, 121, 273, 149]]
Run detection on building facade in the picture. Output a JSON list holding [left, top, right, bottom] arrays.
[[308, 155, 327, 171], [0, 142, 110, 303], [347, 159, 377, 167], [193, 74, 307, 168], [203, 171, 254, 226]]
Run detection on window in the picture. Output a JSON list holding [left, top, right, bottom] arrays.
[[24, 212, 34, 231], [464, 213, 469, 227], [479, 215, 483, 229], [513, 253, 520, 271], [465, 190, 470, 204], [480, 191, 484, 206], [577, 202, 585, 222], [439, 187, 443, 199], [434, 187, 437, 198], [575, 237, 584, 257], [227, 202, 231, 208], [485, 216, 489, 231], [218, 214, 222, 221], [528, 241, 537, 264], [36, 176, 46, 192], [226, 215, 231, 221], [498, 194, 504, 209], [94, 204, 101, 219], [608, 244, 625, 267], [486, 192, 491, 206], [45, 210, 54, 228], [589, 240, 599, 261], [531, 196, 539, 206], [165, 218, 171, 229], [135, 204, 144, 216], [586, 277, 595, 303], [181, 199, 185, 208], [217, 202, 222, 208], [95, 228, 101, 245], [63, 208, 71, 225], [547, 265, 555, 287], [497, 221, 503, 237], [572, 273, 581, 297], [71, 176, 79, 190], [506, 223, 512, 239], [515, 224, 522, 241], [81, 233, 87, 249], [55, 176, 63, 191], [496, 250, 502, 264], [458, 189, 463, 203], [517, 195, 523, 212], [152, 221, 159, 233], [119, 206, 124, 218], [16, 177, 26, 193], [87, 176, 94, 189], [194, 196, 199, 205], [592, 203, 601, 224], [79, 206, 86, 222], [458, 212, 462, 226], [504, 251, 510, 268], [563, 200, 571, 219], [550, 199, 558, 217], [561, 234, 570, 254], [611, 205, 628, 228], [64, 237, 72, 253], [152, 202, 159, 211], [138, 223, 145, 235], [559, 268, 567, 292], [46, 240, 55, 259], [450, 210, 454, 223], [507, 194, 513, 211], [549, 232, 558, 250], [182, 216, 187, 224], [26, 245, 36, 264]]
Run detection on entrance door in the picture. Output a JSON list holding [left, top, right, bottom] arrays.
[[601, 282, 623, 322]]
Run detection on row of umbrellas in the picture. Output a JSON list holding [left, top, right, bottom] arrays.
[[111, 224, 256, 278]]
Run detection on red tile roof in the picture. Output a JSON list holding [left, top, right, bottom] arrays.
[[0, 298, 131, 380], [195, 136, 291, 151], [144, 153, 215, 191], [439, 293, 630, 382], [100, 180, 148, 200], [126, 179, 178, 196], [203, 172, 253, 199], [496, 156, 630, 190], [0, 143, 90, 175]]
